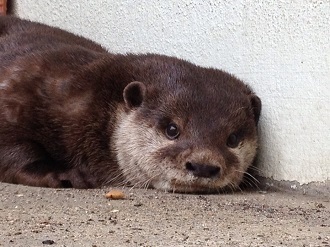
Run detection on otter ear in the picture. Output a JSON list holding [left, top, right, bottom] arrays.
[[250, 94, 261, 125], [123, 81, 146, 109]]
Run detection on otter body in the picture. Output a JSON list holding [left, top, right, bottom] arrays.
[[0, 16, 261, 193]]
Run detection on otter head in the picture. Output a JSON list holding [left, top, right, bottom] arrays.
[[113, 59, 261, 193]]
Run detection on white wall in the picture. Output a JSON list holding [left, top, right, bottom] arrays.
[[12, 1, 330, 185]]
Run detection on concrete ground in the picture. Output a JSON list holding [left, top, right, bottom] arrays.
[[0, 183, 329, 247]]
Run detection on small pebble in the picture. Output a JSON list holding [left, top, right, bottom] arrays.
[[42, 240, 55, 245]]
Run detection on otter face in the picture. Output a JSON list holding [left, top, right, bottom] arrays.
[[113, 66, 261, 193]]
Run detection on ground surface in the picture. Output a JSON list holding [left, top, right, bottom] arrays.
[[0, 183, 329, 247]]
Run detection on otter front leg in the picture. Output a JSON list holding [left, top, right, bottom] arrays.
[[0, 142, 97, 188]]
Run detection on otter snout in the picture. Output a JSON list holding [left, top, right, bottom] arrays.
[[185, 162, 221, 178]]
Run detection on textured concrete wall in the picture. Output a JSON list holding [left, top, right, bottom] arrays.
[[12, 0, 330, 185]]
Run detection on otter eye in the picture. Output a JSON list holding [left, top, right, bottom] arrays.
[[227, 133, 240, 148], [165, 123, 180, 140]]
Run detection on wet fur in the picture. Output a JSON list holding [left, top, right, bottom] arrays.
[[0, 16, 261, 192]]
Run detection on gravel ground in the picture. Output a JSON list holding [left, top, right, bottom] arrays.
[[0, 183, 329, 247]]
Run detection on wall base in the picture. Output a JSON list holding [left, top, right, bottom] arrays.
[[256, 176, 330, 198]]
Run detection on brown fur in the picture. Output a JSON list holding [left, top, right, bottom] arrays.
[[0, 16, 261, 192]]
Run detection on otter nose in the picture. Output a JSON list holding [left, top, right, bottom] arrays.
[[185, 162, 221, 178]]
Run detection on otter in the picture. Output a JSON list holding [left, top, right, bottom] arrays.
[[0, 16, 261, 193]]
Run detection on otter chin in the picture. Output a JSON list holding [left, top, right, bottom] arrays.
[[0, 16, 261, 193]]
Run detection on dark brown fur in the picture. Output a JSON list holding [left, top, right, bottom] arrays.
[[0, 16, 261, 192]]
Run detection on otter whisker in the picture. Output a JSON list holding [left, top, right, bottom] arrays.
[[230, 182, 240, 193], [244, 172, 260, 184], [103, 170, 126, 186], [248, 165, 263, 174], [243, 176, 260, 189], [141, 171, 163, 190], [234, 169, 260, 185]]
